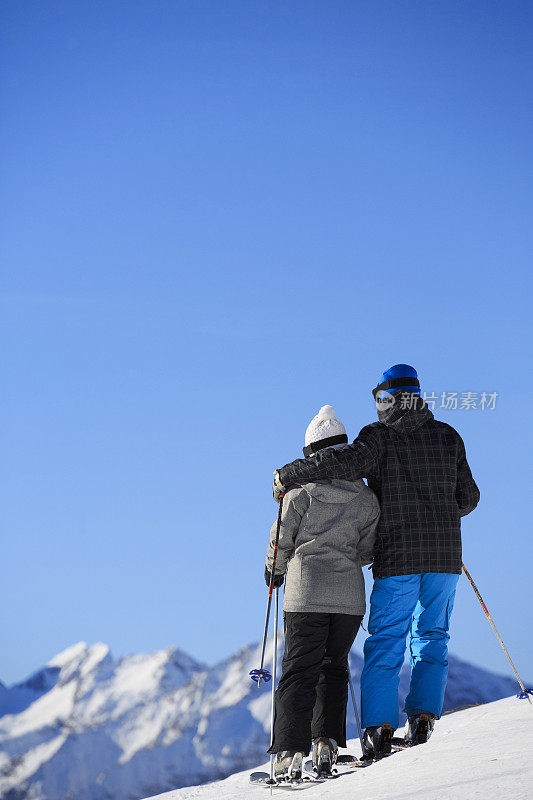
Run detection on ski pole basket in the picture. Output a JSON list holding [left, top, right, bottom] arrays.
[[250, 668, 272, 684]]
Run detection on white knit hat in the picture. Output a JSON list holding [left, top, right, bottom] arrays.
[[303, 405, 348, 457]]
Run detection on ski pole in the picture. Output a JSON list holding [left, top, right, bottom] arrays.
[[269, 587, 280, 793], [250, 492, 285, 688], [462, 563, 532, 702], [347, 666, 365, 756]]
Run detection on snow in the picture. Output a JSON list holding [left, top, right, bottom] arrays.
[[0, 678, 78, 737], [142, 696, 533, 800], [4, 734, 67, 787]]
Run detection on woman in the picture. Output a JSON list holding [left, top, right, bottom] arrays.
[[265, 405, 380, 781]]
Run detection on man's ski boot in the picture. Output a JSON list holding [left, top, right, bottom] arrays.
[[274, 751, 305, 782], [311, 737, 338, 776], [405, 712, 436, 746], [362, 723, 394, 760]]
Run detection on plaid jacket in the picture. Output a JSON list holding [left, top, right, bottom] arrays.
[[278, 395, 480, 578]]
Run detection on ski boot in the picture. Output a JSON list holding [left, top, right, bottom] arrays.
[[311, 737, 338, 776], [362, 723, 394, 760], [405, 712, 436, 746], [274, 751, 305, 782]]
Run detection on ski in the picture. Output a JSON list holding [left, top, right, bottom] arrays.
[[249, 770, 325, 789], [311, 744, 407, 774], [337, 753, 371, 767], [392, 736, 410, 751], [303, 753, 371, 778], [303, 761, 343, 779]]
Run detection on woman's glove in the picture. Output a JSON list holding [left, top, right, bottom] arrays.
[[273, 470, 285, 502], [264, 566, 285, 588]]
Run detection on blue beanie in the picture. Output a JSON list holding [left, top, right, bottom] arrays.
[[377, 364, 421, 396]]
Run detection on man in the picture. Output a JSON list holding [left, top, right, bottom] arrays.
[[273, 364, 479, 758]]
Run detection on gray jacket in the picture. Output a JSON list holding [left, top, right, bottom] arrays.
[[266, 478, 380, 615]]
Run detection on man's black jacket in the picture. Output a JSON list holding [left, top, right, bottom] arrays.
[[278, 395, 480, 578]]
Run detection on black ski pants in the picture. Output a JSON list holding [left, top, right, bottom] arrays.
[[268, 612, 362, 755]]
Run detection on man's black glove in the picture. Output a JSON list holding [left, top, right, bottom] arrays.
[[264, 566, 285, 588]]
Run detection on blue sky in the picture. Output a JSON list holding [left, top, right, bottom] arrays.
[[1, 1, 532, 686]]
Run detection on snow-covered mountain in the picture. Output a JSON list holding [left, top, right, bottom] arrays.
[[0, 639, 521, 800]]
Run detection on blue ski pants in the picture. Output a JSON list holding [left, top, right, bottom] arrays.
[[361, 573, 459, 729]]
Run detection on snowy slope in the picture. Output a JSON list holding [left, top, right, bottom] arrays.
[[142, 696, 533, 800], [0, 639, 524, 800]]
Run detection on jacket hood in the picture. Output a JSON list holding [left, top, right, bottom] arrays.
[[302, 479, 368, 504], [377, 392, 434, 433]]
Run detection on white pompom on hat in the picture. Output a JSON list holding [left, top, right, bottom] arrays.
[[303, 405, 348, 456]]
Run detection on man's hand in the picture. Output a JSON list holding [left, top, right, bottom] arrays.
[[265, 566, 285, 588], [273, 470, 285, 502]]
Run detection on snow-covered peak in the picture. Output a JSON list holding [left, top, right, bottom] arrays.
[[48, 640, 89, 668], [45, 641, 111, 682]]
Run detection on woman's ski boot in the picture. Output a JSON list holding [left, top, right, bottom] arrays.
[[274, 751, 305, 782], [362, 723, 393, 760], [405, 712, 436, 745], [311, 737, 338, 775]]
